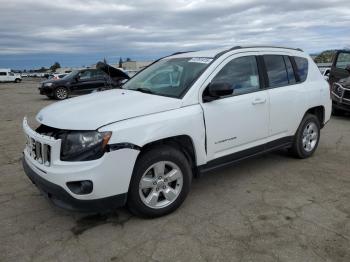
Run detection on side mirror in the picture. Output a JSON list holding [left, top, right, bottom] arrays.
[[207, 81, 233, 98], [74, 75, 80, 82]]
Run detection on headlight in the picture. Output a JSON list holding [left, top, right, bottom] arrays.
[[43, 83, 53, 87], [60, 131, 112, 161]]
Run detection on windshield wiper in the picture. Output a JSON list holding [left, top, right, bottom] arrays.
[[134, 87, 154, 94]]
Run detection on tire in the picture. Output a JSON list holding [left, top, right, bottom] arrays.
[[54, 86, 68, 100], [14, 78, 21, 83], [127, 145, 192, 218], [290, 114, 320, 159], [332, 107, 344, 116]]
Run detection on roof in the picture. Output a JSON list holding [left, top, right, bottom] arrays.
[[169, 45, 304, 59]]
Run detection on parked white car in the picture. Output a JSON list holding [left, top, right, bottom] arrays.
[[0, 69, 22, 83], [22, 46, 331, 217]]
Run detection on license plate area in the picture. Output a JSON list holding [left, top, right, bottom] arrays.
[[26, 135, 51, 166]]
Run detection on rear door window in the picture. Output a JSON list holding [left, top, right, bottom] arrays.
[[79, 70, 93, 80], [92, 70, 107, 79], [264, 55, 289, 88], [293, 56, 308, 82]]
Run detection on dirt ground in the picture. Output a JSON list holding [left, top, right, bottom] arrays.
[[1, 78, 350, 262]]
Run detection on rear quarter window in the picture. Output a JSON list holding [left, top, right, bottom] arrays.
[[293, 56, 308, 82]]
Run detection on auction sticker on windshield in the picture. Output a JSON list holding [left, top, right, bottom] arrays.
[[188, 58, 213, 64]]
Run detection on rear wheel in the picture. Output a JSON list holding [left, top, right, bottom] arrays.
[[290, 114, 320, 159], [127, 145, 192, 218], [54, 87, 68, 100]]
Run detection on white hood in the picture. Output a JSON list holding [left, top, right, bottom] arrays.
[[36, 89, 182, 130]]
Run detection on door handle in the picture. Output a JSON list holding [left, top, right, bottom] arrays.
[[252, 98, 266, 105]]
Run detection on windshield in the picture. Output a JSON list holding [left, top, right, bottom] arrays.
[[123, 57, 212, 98]]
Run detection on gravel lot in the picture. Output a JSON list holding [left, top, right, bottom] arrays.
[[1, 79, 350, 262]]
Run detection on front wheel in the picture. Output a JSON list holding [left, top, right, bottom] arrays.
[[290, 114, 320, 159], [14, 78, 21, 83], [127, 145, 192, 218], [54, 87, 68, 100]]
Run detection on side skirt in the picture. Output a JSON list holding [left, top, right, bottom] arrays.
[[198, 136, 293, 173]]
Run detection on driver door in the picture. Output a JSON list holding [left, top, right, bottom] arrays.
[[201, 54, 269, 161]]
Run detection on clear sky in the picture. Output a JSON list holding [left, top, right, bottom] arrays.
[[0, 0, 349, 70]]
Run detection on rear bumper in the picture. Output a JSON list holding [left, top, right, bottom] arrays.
[[22, 157, 127, 212]]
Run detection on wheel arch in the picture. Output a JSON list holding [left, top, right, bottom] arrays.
[[138, 135, 198, 175], [304, 106, 325, 128]]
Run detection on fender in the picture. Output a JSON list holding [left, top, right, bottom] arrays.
[[98, 105, 208, 165]]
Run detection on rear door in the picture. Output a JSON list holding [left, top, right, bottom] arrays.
[[262, 54, 302, 139], [329, 51, 350, 85], [71, 70, 97, 94], [92, 70, 109, 89]]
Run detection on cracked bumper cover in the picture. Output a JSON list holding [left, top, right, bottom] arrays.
[[22, 157, 127, 212]]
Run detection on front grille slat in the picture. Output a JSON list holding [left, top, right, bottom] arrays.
[[35, 141, 42, 163], [23, 118, 55, 167], [27, 137, 51, 166], [42, 144, 51, 166], [343, 90, 350, 100]]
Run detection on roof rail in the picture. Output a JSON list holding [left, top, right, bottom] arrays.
[[214, 45, 303, 59], [171, 51, 194, 56], [241, 45, 303, 52], [213, 46, 243, 58]]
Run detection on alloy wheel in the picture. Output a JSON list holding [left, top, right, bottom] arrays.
[[302, 122, 318, 152], [56, 87, 67, 99], [139, 161, 183, 209]]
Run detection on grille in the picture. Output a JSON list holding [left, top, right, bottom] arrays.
[[26, 135, 51, 166], [343, 90, 350, 100], [332, 83, 344, 98]]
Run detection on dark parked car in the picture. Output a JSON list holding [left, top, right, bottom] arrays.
[[328, 50, 350, 115], [39, 62, 130, 100]]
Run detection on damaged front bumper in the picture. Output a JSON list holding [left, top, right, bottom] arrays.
[[22, 157, 127, 212], [22, 117, 140, 212]]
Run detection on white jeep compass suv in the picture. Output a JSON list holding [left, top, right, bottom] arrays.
[[22, 46, 331, 217]]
